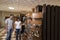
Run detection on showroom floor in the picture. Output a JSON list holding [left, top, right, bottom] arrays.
[[0, 28, 15, 40]]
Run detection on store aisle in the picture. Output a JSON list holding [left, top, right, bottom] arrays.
[[0, 27, 41, 40], [0, 28, 15, 40], [0, 28, 27, 40]]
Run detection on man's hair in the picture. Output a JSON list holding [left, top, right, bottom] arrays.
[[28, 17, 32, 20], [10, 14, 14, 16]]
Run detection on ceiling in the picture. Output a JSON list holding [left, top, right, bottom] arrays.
[[0, 0, 60, 12]]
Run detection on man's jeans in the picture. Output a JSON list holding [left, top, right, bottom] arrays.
[[6, 28, 13, 40], [16, 29, 20, 40]]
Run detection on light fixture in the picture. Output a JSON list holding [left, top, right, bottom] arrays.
[[8, 7, 14, 9]]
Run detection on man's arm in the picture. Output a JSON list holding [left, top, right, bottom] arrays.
[[5, 19, 8, 32], [5, 23, 8, 30]]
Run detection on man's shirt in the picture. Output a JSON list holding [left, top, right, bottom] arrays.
[[5, 18, 13, 30]]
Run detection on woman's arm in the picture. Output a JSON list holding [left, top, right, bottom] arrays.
[[14, 22, 16, 29]]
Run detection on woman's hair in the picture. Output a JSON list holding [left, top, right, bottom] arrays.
[[16, 17, 20, 21]]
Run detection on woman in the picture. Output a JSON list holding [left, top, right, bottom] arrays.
[[14, 18, 22, 40]]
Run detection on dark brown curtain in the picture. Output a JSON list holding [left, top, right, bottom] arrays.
[[42, 4, 60, 40], [42, 4, 47, 40]]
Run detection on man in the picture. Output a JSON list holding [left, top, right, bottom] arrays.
[[26, 18, 34, 40], [27, 18, 33, 31], [5, 14, 14, 40]]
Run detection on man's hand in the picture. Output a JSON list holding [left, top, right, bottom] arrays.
[[5, 26, 8, 33]]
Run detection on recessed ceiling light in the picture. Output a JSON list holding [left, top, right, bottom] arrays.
[[8, 7, 14, 9]]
